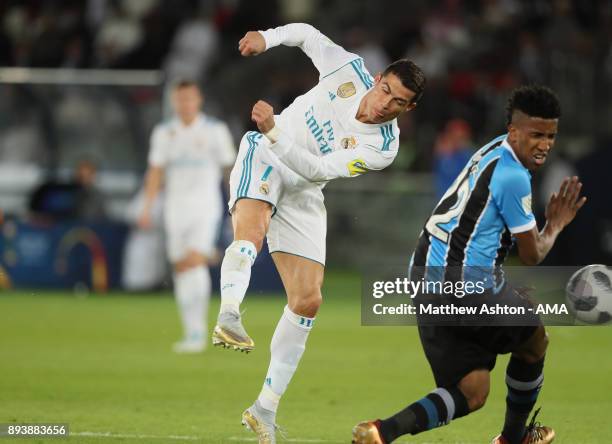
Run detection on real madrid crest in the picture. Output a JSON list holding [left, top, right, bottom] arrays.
[[341, 136, 357, 149], [259, 182, 270, 195], [337, 82, 356, 98]]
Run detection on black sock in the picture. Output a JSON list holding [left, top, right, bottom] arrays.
[[502, 356, 545, 444], [378, 387, 469, 443]]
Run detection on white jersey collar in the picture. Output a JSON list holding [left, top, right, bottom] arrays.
[[173, 113, 205, 130]]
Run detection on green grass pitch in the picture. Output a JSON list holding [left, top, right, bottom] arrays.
[[1, 270, 611, 443]]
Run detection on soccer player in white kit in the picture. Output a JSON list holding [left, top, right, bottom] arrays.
[[212, 24, 426, 442], [140, 80, 236, 353]]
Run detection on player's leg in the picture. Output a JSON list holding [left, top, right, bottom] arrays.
[[494, 325, 553, 444], [244, 252, 323, 435], [260, 252, 323, 409], [214, 131, 281, 351], [353, 325, 493, 443], [172, 250, 211, 353], [356, 370, 485, 443], [220, 198, 272, 310], [213, 199, 272, 352], [170, 206, 224, 354], [166, 224, 200, 351], [242, 186, 326, 440]]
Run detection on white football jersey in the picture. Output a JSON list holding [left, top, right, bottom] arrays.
[[148, 113, 236, 218], [259, 23, 400, 183]]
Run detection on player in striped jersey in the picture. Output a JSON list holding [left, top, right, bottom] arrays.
[[212, 23, 426, 443], [353, 86, 586, 443]]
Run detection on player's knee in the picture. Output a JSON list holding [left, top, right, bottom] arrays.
[[232, 201, 271, 251], [458, 369, 490, 412], [460, 382, 489, 412], [234, 228, 266, 251], [177, 251, 206, 271], [514, 326, 548, 363], [466, 389, 489, 412], [222, 240, 257, 270], [538, 329, 549, 354], [289, 288, 322, 317], [173, 260, 187, 274], [174, 261, 191, 274], [234, 216, 267, 251]]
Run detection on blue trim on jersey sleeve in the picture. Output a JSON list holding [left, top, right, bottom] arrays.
[[490, 154, 535, 232], [379, 124, 396, 151], [487, 134, 508, 148], [350, 58, 374, 89]]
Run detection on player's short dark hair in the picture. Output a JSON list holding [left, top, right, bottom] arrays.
[[173, 79, 201, 91], [506, 85, 561, 125], [383, 59, 426, 104]]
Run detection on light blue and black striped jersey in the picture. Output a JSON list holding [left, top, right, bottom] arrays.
[[412, 135, 536, 273]]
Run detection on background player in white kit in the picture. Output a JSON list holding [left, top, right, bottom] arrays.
[[140, 80, 236, 353], [211, 23, 426, 442]]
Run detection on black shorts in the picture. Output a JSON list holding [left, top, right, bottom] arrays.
[[415, 285, 542, 388], [418, 323, 539, 388]]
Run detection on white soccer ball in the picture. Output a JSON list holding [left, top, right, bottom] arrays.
[[566, 264, 612, 324]]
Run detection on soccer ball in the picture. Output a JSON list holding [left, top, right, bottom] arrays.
[[566, 264, 612, 324]]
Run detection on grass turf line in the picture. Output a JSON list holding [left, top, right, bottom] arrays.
[[0, 270, 611, 443]]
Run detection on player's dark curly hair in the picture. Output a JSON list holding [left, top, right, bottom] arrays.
[[506, 85, 561, 125], [383, 59, 426, 104]]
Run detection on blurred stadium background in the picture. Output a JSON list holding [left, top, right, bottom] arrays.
[[0, 0, 611, 443]]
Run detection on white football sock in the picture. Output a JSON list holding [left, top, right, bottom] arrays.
[[257, 305, 315, 413], [220, 240, 257, 313], [174, 266, 208, 341], [191, 266, 210, 339]]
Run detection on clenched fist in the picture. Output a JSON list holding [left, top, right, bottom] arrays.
[[238, 31, 266, 56], [251, 100, 275, 134]]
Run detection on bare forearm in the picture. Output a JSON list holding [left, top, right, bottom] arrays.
[[142, 168, 162, 214], [522, 223, 561, 265], [512, 177, 586, 266]]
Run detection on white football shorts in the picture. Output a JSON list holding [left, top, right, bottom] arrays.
[[228, 131, 327, 265], [164, 206, 222, 263]]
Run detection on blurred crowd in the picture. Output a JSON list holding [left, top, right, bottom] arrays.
[[1, 0, 611, 276], [0, 0, 610, 169]]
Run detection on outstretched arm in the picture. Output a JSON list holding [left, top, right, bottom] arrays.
[[251, 100, 393, 182], [238, 23, 359, 78], [514, 177, 586, 265]]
